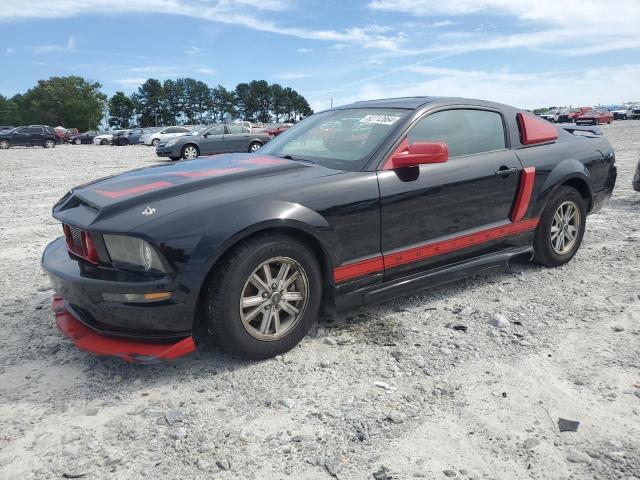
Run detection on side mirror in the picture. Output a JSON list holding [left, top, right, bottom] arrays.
[[391, 141, 448, 168]]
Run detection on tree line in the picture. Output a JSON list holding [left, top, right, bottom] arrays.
[[110, 78, 313, 129], [0, 76, 313, 131]]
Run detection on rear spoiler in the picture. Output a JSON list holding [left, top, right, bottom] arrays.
[[560, 125, 603, 137]]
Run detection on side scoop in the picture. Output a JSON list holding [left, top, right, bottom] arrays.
[[52, 296, 195, 363]]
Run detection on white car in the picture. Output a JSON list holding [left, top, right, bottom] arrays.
[[93, 132, 116, 145], [141, 126, 191, 146]]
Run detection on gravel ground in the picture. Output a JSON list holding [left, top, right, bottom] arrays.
[[0, 122, 639, 480]]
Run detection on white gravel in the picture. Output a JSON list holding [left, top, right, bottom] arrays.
[[0, 123, 639, 479]]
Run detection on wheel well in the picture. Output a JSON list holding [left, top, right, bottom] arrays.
[[562, 177, 592, 211], [193, 227, 333, 331], [182, 143, 199, 152]]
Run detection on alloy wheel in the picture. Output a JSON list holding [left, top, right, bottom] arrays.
[[249, 142, 261, 153], [239, 257, 308, 341], [550, 200, 581, 255], [44, 139, 55, 148], [183, 146, 198, 159], [0, 140, 9, 149], [74, 139, 81, 145]]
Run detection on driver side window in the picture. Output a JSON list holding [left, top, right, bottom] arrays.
[[408, 109, 506, 158]]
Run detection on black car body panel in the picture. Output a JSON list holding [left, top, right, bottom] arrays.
[[42, 96, 617, 352], [69, 131, 98, 144]]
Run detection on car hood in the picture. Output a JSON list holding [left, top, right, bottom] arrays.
[[52, 153, 342, 228]]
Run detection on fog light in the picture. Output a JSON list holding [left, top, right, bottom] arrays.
[[102, 292, 171, 303]]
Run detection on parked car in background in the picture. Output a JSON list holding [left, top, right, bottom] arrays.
[[69, 131, 99, 144], [633, 156, 640, 192], [112, 127, 161, 146], [557, 107, 592, 123], [141, 126, 191, 146], [156, 124, 270, 160], [263, 124, 292, 136], [612, 108, 633, 120], [631, 106, 640, 120], [576, 108, 613, 125], [93, 131, 126, 145], [0, 125, 15, 132], [539, 109, 561, 122], [0, 126, 58, 149]]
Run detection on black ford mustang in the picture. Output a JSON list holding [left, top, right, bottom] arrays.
[[42, 97, 617, 362]]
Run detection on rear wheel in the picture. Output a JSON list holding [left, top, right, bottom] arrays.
[[533, 186, 586, 267], [152, 138, 160, 147], [74, 138, 82, 145], [248, 141, 262, 153], [182, 144, 199, 159], [100, 139, 108, 145], [43, 139, 56, 148], [200, 233, 322, 360], [0, 139, 9, 149]]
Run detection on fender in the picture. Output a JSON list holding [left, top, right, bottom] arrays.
[[534, 159, 594, 216], [188, 200, 335, 287]]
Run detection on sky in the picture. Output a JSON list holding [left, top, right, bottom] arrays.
[[1, 0, 639, 112]]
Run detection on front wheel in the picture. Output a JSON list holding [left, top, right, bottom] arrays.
[[0, 140, 9, 149], [533, 186, 586, 267], [43, 139, 56, 148], [100, 139, 108, 145], [248, 141, 262, 153], [151, 138, 160, 147], [200, 233, 322, 360], [74, 138, 82, 145], [182, 144, 199, 159]]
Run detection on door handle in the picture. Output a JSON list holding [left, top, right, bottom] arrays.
[[495, 166, 518, 177]]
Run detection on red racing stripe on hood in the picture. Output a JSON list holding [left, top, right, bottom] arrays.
[[240, 157, 290, 166], [94, 181, 174, 199], [174, 167, 245, 178]]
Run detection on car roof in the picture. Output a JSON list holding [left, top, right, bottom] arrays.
[[334, 96, 515, 112]]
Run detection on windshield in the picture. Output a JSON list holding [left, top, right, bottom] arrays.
[[259, 108, 409, 171], [187, 125, 209, 136]]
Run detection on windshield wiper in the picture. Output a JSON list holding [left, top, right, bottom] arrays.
[[277, 154, 315, 164]]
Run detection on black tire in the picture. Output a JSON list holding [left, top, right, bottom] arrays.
[[0, 139, 10, 149], [181, 144, 199, 160], [200, 233, 322, 360], [74, 138, 81, 145], [533, 186, 586, 267], [100, 139, 108, 145], [248, 141, 262, 153], [43, 139, 56, 148], [152, 138, 160, 147]]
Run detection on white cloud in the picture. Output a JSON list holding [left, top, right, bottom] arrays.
[[0, 1, 406, 52], [311, 64, 640, 112], [275, 72, 311, 80], [367, 0, 640, 56], [184, 46, 203, 55], [30, 36, 77, 55], [5, 47, 14, 54], [297, 48, 313, 53], [195, 67, 216, 75], [114, 77, 147, 86]]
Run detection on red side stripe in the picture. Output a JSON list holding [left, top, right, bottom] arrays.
[[333, 218, 539, 283], [240, 157, 289, 166], [510, 167, 536, 222], [333, 256, 385, 283], [175, 167, 245, 178], [95, 181, 173, 199]]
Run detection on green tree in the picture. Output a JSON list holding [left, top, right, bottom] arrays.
[[269, 83, 287, 122], [162, 79, 184, 126], [211, 85, 236, 121], [132, 79, 166, 127], [108, 91, 136, 128], [178, 78, 212, 124], [0, 94, 22, 125], [18, 76, 106, 130]]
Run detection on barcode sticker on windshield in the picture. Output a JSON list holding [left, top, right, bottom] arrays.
[[359, 114, 401, 125]]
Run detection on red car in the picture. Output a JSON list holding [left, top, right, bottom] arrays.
[[576, 108, 613, 125], [556, 107, 591, 123], [263, 124, 292, 137]]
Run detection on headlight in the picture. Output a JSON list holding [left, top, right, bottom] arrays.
[[103, 235, 166, 273], [164, 139, 176, 147]]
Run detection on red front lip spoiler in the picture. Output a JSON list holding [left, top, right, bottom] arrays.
[[52, 296, 195, 363]]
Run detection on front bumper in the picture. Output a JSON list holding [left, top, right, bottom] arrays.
[[42, 237, 196, 340], [52, 296, 195, 363], [155, 142, 181, 158]]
